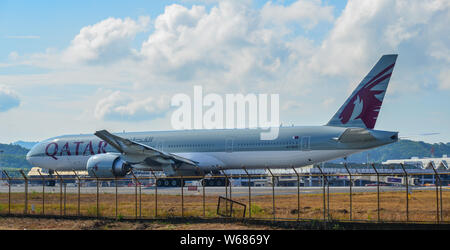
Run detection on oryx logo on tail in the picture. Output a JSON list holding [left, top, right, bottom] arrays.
[[339, 63, 395, 129], [327, 54, 398, 130]]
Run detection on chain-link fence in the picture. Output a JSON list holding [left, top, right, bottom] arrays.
[[0, 167, 449, 223]]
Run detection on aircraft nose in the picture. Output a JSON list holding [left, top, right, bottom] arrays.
[[26, 143, 40, 166]]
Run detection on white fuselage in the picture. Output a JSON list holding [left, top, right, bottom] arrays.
[[26, 126, 392, 174], [28, 149, 362, 171]]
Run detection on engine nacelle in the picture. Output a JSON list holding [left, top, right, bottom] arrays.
[[86, 153, 131, 178]]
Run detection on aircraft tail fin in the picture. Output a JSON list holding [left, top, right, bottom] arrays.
[[326, 54, 398, 129]]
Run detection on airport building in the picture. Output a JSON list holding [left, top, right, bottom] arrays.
[[383, 155, 450, 170], [383, 155, 450, 186]]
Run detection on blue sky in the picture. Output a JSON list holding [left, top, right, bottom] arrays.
[[0, 0, 449, 144]]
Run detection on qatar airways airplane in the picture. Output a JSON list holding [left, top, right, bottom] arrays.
[[26, 54, 399, 186]]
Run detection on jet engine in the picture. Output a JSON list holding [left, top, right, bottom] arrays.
[[86, 153, 131, 178]]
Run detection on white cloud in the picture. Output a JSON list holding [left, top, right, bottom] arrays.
[[138, 1, 334, 89], [439, 69, 450, 90], [2, 0, 450, 128], [94, 91, 172, 121], [5, 35, 40, 39], [302, 0, 450, 100], [0, 85, 20, 112], [63, 16, 150, 64], [281, 100, 303, 111], [8, 51, 19, 61], [308, 0, 393, 77], [261, 0, 334, 29], [321, 97, 335, 107], [1, 1, 336, 96]]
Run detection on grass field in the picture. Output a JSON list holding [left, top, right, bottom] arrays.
[[1, 189, 449, 223]]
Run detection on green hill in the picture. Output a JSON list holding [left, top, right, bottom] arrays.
[[333, 139, 450, 163], [0, 143, 33, 171]]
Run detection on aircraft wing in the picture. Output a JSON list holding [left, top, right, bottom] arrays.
[[94, 130, 198, 167]]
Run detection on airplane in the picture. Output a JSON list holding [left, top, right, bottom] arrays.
[[26, 54, 399, 187]]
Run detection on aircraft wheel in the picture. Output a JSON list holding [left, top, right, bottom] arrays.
[[171, 179, 178, 187], [164, 179, 170, 187], [215, 179, 223, 186], [156, 179, 164, 187]]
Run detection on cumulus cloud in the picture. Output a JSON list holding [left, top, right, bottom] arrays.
[[261, 0, 334, 29], [321, 97, 335, 107], [0, 85, 20, 112], [139, 1, 334, 88], [63, 16, 150, 64], [3, 0, 450, 125], [94, 91, 172, 121], [140, 2, 258, 81], [439, 69, 450, 90], [0, 1, 337, 94], [308, 0, 450, 79], [281, 100, 303, 111]]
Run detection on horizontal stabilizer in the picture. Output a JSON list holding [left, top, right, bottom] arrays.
[[337, 128, 376, 143]]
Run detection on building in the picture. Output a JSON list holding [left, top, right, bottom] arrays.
[[383, 156, 450, 185], [383, 155, 450, 170]]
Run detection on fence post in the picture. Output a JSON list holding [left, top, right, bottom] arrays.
[[114, 176, 118, 219], [64, 182, 66, 215], [139, 176, 142, 218], [2, 170, 11, 214], [266, 168, 276, 220], [430, 162, 441, 223], [440, 174, 443, 222], [220, 168, 231, 216], [327, 169, 330, 220], [130, 170, 139, 219], [54, 171, 64, 216], [202, 173, 206, 217], [343, 163, 352, 221], [399, 163, 409, 222], [72, 170, 81, 216], [221, 168, 232, 200], [19, 170, 28, 215], [37, 169, 45, 215], [150, 169, 158, 218], [192, 165, 206, 218], [243, 167, 251, 218], [132, 170, 143, 218], [181, 175, 184, 217], [91, 172, 100, 218], [316, 165, 328, 221], [292, 167, 300, 221], [371, 163, 380, 222]]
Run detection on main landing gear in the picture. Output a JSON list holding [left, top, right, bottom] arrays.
[[156, 178, 185, 187], [155, 177, 230, 187], [201, 177, 229, 187]]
